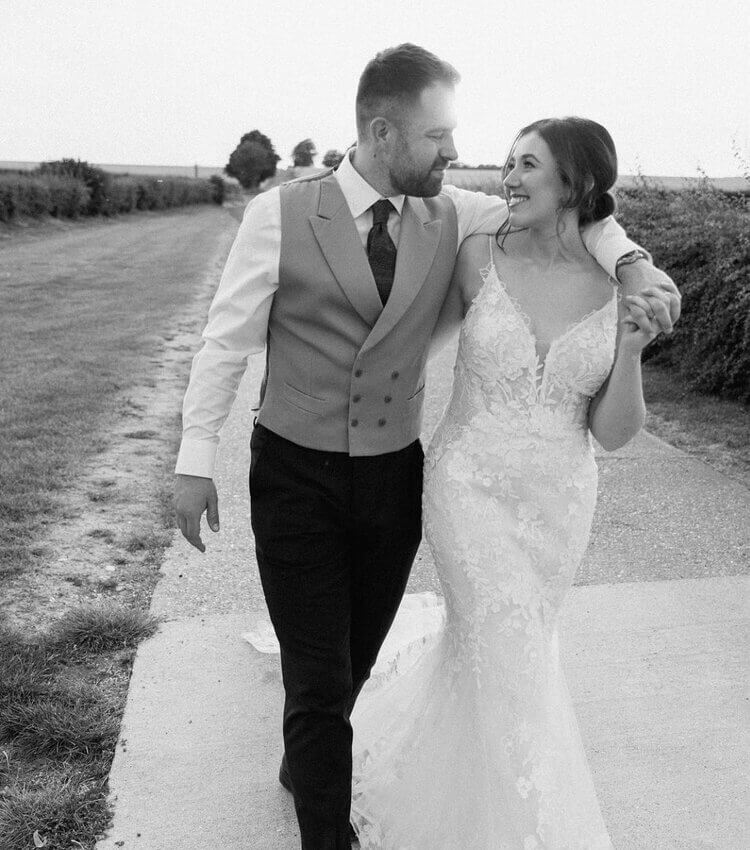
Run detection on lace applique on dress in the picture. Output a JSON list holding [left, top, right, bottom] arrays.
[[351, 245, 618, 849]]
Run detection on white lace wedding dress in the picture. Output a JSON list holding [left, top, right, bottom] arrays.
[[350, 246, 619, 849]]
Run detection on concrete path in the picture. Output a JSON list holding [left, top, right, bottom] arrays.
[[97, 329, 749, 848]]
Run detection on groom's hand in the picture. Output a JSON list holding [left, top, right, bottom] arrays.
[[174, 474, 220, 553], [617, 261, 681, 336]]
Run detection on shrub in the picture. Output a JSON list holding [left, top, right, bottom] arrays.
[[0, 173, 89, 221], [0, 164, 236, 223], [209, 173, 226, 204], [0, 175, 19, 221], [37, 159, 114, 216], [43, 175, 90, 218], [13, 177, 51, 217], [109, 176, 139, 213], [132, 175, 211, 210], [617, 177, 750, 403]]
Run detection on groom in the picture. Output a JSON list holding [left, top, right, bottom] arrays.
[[174, 43, 679, 850]]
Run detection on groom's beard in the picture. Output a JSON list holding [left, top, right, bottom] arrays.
[[390, 157, 450, 198]]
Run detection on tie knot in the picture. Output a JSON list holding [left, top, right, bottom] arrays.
[[371, 199, 394, 226]]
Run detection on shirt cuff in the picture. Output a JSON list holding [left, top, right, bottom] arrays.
[[174, 438, 218, 478]]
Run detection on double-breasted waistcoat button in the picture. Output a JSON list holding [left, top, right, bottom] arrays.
[[391, 371, 399, 380], [354, 369, 363, 378], [378, 418, 387, 427], [384, 395, 392, 403], [351, 419, 359, 427], [352, 394, 361, 403]]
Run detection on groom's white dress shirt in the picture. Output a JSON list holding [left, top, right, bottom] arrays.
[[176, 153, 634, 478]]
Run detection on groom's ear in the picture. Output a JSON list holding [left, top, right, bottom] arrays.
[[370, 117, 392, 144]]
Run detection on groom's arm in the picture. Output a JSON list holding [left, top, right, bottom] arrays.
[[175, 189, 280, 479], [174, 188, 280, 551], [445, 185, 680, 333], [581, 217, 680, 333]]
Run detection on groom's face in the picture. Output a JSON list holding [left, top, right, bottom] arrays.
[[386, 82, 458, 197]]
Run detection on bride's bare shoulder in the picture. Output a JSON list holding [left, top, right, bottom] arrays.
[[454, 234, 494, 311]]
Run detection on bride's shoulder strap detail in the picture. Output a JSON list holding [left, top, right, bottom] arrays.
[[478, 235, 496, 284]]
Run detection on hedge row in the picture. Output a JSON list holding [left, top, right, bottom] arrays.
[[617, 179, 750, 403], [0, 162, 227, 223]]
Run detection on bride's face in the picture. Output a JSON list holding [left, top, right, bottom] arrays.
[[503, 132, 568, 227]]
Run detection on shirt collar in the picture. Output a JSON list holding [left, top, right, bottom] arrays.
[[334, 148, 405, 219]]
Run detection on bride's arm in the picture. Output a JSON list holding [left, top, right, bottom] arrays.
[[588, 299, 659, 450], [429, 234, 488, 359]]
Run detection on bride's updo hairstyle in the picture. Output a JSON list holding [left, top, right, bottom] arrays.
[[502, 116, 618, 230]]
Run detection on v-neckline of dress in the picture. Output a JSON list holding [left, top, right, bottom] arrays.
[[484, 262, 617, 387]]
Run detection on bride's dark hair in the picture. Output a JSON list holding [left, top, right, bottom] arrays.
[[496, 116, 618, 246]]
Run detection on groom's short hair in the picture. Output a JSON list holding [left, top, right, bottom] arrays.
[[356, 44, 460, 138]]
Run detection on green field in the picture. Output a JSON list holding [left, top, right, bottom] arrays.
[[444, 168, 748, 195]]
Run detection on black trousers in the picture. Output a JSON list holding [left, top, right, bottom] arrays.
[[249, 424, 423, 850]]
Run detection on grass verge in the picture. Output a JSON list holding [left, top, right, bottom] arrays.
[[642, 361, 750, 489], [0, 607, 158, 849], [0, 205, 237, 848]]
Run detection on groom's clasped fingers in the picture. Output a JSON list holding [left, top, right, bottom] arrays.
[[624, 288, 674, 336], [646, 272, 682, 329], [623, 295, 662, 341]]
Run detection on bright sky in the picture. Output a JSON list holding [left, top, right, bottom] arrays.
[[2, 0, 748, 177]]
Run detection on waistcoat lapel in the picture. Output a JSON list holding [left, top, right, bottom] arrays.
[[361, 196, 442, 354], [309, 176, 383, 328]]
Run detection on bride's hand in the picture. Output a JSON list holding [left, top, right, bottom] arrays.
[[619, 295, 661, 353]]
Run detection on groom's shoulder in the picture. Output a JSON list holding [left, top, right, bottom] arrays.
[[438, 183, 469, 204], [420, 184, 462, 218], [279, 169, 336, 207], [282, 168, 335, 187]]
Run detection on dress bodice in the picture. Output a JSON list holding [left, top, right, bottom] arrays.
[[431, 258, 618, 459]]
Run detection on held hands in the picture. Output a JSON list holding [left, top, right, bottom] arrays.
[[617, 261, 681, 337], [618, 299, 661, 354], [174, 474, 220, 552]]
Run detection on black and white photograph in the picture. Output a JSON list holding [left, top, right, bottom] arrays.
[[1, 1, 748, 848]]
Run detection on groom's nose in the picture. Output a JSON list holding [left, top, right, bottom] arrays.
[[440, 133, 458, 163]]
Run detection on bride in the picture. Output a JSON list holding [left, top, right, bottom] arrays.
[[350, 117, 659, 849]]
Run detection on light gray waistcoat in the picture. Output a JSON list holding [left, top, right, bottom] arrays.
[[256, 171, 459, 455]]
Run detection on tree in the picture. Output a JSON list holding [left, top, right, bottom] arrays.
[[322, 149, 345, 168], [292, 138, 317, 167], [225, 130, 280, 190]]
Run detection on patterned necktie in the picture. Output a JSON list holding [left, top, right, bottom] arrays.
[[367, 199, 397, 305]]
